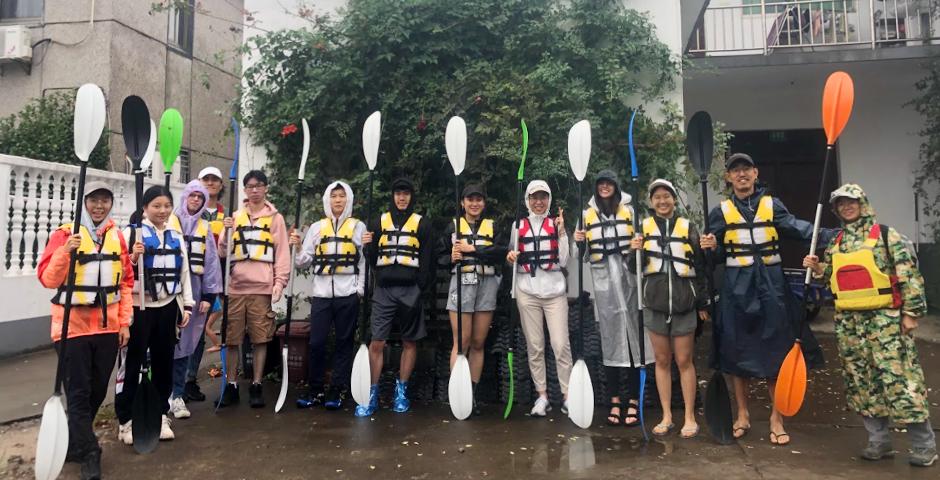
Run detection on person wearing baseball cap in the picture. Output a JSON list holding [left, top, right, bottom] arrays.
[[506, 179, 572, 417], [700, 152, 827, 446], [438, 182, 508, 415], [37, 180, 134, 479]]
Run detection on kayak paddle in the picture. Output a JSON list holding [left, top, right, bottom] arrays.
[[503, 119, 527, 420]]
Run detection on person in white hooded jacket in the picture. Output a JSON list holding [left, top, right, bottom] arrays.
[[290, 181, 366, 410], [506, 180, 573, 417]]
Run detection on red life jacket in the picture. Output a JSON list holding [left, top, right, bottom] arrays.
[[517, 217, 559, 275]]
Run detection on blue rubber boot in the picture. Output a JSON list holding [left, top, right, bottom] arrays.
[[392, 379, 410, 413], [354, 385, 379, 417]]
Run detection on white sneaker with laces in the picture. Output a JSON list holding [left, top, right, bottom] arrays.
[[159, 415, 175, 441], [169, 396, 191, 419], [118, 421, 133, 445], [530, 396, 551, 417]]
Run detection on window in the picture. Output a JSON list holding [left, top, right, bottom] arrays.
[[178, 149, 191, 183], [168, 0, 194, 55], [0, 0, 43, 22]]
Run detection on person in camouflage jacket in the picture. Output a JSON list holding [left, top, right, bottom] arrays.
[[804, 183, 936, 467]]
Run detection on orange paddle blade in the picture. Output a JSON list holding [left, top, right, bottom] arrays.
[[774, 343, 807, 417], [822, 71, 854, 145]]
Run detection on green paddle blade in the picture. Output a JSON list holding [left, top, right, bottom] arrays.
[[159, 108, 184, 173], [503, 351, 514, 419], [518, 119, 528, 181]]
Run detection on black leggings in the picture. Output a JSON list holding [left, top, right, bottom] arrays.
[[56, 333, 118, 457], [115, 302, 179, 424], [604, 365, 641, 405]]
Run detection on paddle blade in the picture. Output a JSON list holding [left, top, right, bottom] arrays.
[[299, 118, 311, 180], [448, 355, 473, 420], [230, 118, 240, 180], [351, 344, 371, 406], [362, 111, 381, 171], [774, 343, 807, 417], [34, 395, 68, 480], [568, 436, 596, 471], [158, 108, 184, 172], [704, 371, 735, 445], [73, 84, 107, 163], [628, 111, 639, 178], [445, 116, 467, 175], [502, 351, 514, 419], [567, 359, 594, 429], [686, 111, 714, 178], [139, 120, 157, 172], [121, 96, 151, 167], [274, 346, 289, 413], [822, 71, 854, 145], [638, 367, 648, 440], [132, 375, 162, 454], [518, 119, 528, 181], [567, 120, 591, 181]]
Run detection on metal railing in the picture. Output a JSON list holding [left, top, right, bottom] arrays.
[[689, 0, 940, 55]]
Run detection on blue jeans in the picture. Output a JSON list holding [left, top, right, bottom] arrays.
[[186, 332, 206, 383], [172, 356, 189, 398]]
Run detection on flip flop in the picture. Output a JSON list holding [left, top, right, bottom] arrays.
[[733, 424, 751, 439], [652, 422, 675, 436], [770, 431, 790, 446], [680, 424, 700, 439]]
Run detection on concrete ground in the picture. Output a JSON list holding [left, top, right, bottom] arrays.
[[2, 311, 939, 479]]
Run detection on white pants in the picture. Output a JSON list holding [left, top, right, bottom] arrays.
[[516, 289, 572, 395]]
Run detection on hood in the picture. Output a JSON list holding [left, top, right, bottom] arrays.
[[591, 170, 628, 215], [524, 180, 552, 217], [389, 177, 416, 219], [323, 180, 354, 224], [175, 180, 210, 234], [79, 182, 114, 244], [830, 183, 876, 234], [587, 191, 632, 213]]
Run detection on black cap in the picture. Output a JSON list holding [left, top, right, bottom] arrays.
[[595, 169, 620, 188], [725, 153, 755, 170], [461, 183, 485, 198], [391, 177, 414, 193]]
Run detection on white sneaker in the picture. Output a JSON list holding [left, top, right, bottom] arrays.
[[159, 415, 175, 441], [530, 396, 551, 417], [169, 396, 191, 419], [118, 421, 133, 445], [562, 400, 569, 415]]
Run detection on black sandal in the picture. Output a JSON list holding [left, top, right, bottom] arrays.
[[623, 400, 640, 427], [606, 402, 623, 426]]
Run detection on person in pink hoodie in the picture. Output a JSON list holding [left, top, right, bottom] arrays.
[[217, 170, 291, 408]]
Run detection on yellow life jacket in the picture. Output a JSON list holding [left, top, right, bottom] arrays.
[[453, 218, 496, 275], [720, 195, 781, 267], [830, 224, 901, 311], [314, 217, 360, 275], [231, 209, 275, 263], [377, 212, 421, 268], [167, 213, 210, 275], [51, 224, 123, 306], [206, 208, 225, 238], [641, 216, 695, 277], [584, 204, 634, 263]]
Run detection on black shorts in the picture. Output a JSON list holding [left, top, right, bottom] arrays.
[[370, 284, 426, 341]]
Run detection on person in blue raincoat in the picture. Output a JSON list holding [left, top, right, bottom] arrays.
[[700, 153, 826, 446], [168, 180, 223, 420]]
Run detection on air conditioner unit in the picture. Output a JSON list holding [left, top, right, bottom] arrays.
[[0, 25, 32, 63]]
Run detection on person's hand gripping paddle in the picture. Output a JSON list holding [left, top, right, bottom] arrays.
[[503, 119, 527, 420], [216, 118, 240, 412], [567, 119, 594, 429], [351, 111, 381, 408], [687, 111, 734, 445], [275, 119, 311, 413], [775, 71, 854, 417], [34, 84, 107, 480], [628, 111, 650, 440], [158, 108, 184, 189], [446, 116, 473, 421]]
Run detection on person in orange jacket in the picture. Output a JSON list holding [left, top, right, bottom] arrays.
[[37, 181, 133, 480]]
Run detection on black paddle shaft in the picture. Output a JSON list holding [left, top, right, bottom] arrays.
[[576, 181, 585, 360], [360, 170, 374, 344], [455, 175, 463, 356]]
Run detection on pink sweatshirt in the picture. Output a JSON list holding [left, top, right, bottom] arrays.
[[218, 200, 290, 295]]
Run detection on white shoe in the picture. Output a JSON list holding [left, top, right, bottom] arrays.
[[562, 400, 569, 415], [118, 421, 133, 445], [169, 396, 191, 419], [159, 415, 175, 441], [530, 396, 551, 417]]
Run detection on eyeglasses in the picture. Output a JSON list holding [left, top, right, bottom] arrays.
[[244, 184, 266, 191]]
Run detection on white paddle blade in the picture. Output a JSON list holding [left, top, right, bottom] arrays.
[[445, 116, 467, 175], [567, 120, 591, 181], [34, 395, 68, 480], [448, 355, 473, 420], [351, 344, 371, 406], [362, 111, 381, 171], [567, 359, 594, 429], [73, 84, 107, 163], [140, 119, 157, 172], [299, 118, 310, 180], [274, 346, 289, 413]]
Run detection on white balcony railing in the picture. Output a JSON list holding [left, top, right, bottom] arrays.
[[689, 0, 940, 55]]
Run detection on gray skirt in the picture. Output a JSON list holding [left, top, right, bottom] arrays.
[[643, 308, 698, 337], [446, 274, 501, 313]]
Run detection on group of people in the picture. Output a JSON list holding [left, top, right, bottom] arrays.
[[39, 151, 935, 479]]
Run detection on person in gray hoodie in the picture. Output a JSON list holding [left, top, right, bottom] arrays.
[[290, 181, 366, 410]]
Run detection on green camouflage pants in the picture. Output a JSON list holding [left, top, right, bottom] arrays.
[[834, 310, 930, 423]]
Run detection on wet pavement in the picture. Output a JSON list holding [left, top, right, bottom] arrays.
[[2, 321, 939, 479]]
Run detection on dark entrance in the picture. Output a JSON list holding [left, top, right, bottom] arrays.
[[729, 129, 841, 268]]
